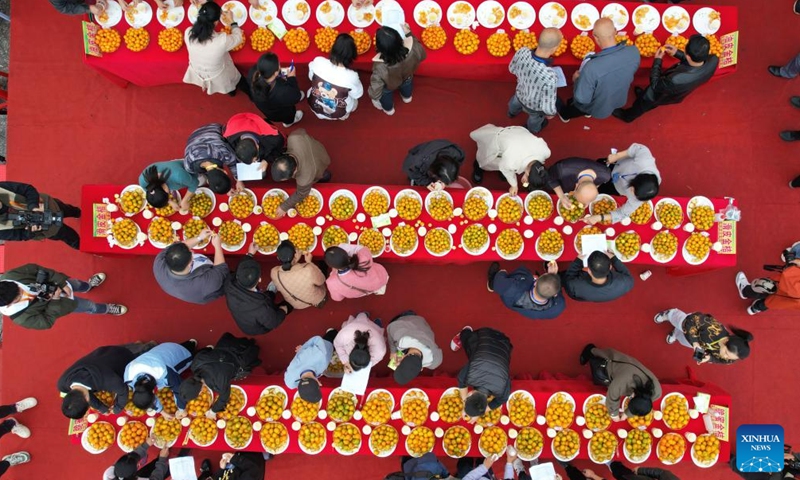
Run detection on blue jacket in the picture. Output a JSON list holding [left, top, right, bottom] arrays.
[[574, 43, 641, 118], [402, 453, 450, 479], [124, 343, 193, 410], [284, 336, 333, 389], [493, 267, 566, 320]]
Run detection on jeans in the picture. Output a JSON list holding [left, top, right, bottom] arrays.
[[780, 52, 800, 78], [557, 97, 589, 119], [68, 279, 109, 314], [666, 308, 693, 348], [508, 94, 547, 133], [379, 77, 413, 111]]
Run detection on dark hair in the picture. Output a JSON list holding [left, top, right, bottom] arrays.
[[132, 374, 157, 410], [276, 240, 297, 271], [165, 242, 193, 272], [234, 137, 258, 164], [464, 391, 488, 417], [350, 330, 371, 371], [0, 281, 19, 307], [189, 1, 221, 43], [143, 165, 170, 208], [271, 154, 297, 182], [686, 34, 711, 62], [330, 34, 357, 68], [62, 390, 89, 419], [726, 327, 753, 359], [375, 27, 409, 66], [251, 52, 281, 97], [114, 451, 143, 479], [206, 168, 232, 194], [429, 154, 461, 185], [178, 377, 203, 404], [629, 173, 659, 201], [534, 273, 561, 298], [324, 246, 369, 273], [587, 251, 611, 278], [628, 394, 653, 416]]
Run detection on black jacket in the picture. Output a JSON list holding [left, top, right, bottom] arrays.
[[223, 263, 286, 335], [56, 346, 137, 413], [49, 0, 90, 15], [209, 452, 265, 480], [546, 157, 612, 192], [246, 65, 303, 125], [562, 257, 635, 302], [645, 53, 719, 105], [457, 328, 513, 408], [402, 140, 466, 186], [189, 333, 261, 412], [622, 467, 679, 480], [0, 181, 44, 241]]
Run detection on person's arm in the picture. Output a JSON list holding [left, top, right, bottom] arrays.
[[0, 228, 35, 241], [109, 376, 130, 413], [572, 69, 597, 105], [605, 380, 624, 417], [348, 71, 364, 100], [457, 364, 469, 388], [508, 47, 525, 75], [610, 196, 642, 224], [149, 449, 171, 480], [502, 462, 515, 480], [165, 367, 187, 410], [279, 182, 311, 211], [18, 305, 61, 330], [49, 0, 91, 14], [223, 24, 244, 51], [543, 78, 558, 116], [636, 467, 679, 480], [211, 383, 231, 412], [564, 258, 584, 280], [649, 57, 664, 89], [462, 464, 490, 480], [610, 256, 631, 278], [488, 379, 511, 409], [283, 76, 303, 103], [385, 326, 399, 356], [211, 234, 226, 266], [368, 328, 387, 365], [0, 181, 41, 209]]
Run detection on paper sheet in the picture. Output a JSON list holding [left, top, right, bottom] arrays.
[[580, 234, 608, 265], [551, 66, 567, 88], [168, 457, 198, 480], [235, 162, 264, 181], [341, 364, 371, 395], [528, 462, 556, 480]]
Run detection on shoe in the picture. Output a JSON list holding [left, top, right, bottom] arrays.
[[507, 110, 517, 118], [579, 343, 596, 366], [735, 272, 749, 300], [371, 99, 391, 113], [401, 95, 412, 103], [6, 419, 31, 439], [612, 109, 632, 123], [487, 262, 500, 292], [2, 452, 30, 466], [780, 131, 800, 142], [666, 333, 677, 344], [320, 170, 332, 183], [325, 328, 336, 335], [584, 114, 592, 118], [768, 66, 785, 78], [472, 160, 484, 184], [450, 326, 472, 352], [200, 459, 212, 473], [282, 110, 304, 128], [791, 96, 800, 109], [795, 0, 800, 14], [299, 91, 306, 102], [382, 108, 395, 116], [187, 339, 198, 350], [792, 178, 800, 189], [106, 304, 128, 316], [653, 310, 671, 324], [15, 397, 37, 413], [747, 303, 762, 315], [88, 273, 106, 289], [557, 112, 570, 123]]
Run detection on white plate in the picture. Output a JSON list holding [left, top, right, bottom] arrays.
[[261, 422, 290, 454], [632, 4, 659, 33], [623, 433, 652, 464], [393, 189, 423, 216], [81, 422, 115, 454], [282, 0, 311, 26], [443, 426, 472, 458], [588, 431, 618, 464], [220, 221, 247, 252], [515, 427, 544, 461], [571, 3, 599, 32], [496, 228, 524, 260], [495, 193, 524, 224], [539, 1, 567, 28], [447, 1, 476, 30], [464, 186, 493, 214], [316, 0, 345, 27], [221, 0, 248, 26], [546, 392, 576, 418], [374, 0, 405, 26], [349, 4, 377, 27], [657, 433, 686, 465], [524, 190, 554, 221], [630, 199, 653, 225], [369, 425, 399, 457], [535, 228, 564, 262], [125, 1, 153, 28], [682, 232, 711, 265], [589, 194, 618, 216], [367, 389, 396, 413], [582, 394, 606, 415], [322, 225, 351, 251], [391, 227, 419, 257], [649, 232, 678, 264], [156, 0, 185, 28], [291, 391, 322, 422], [424, 190, 454, 220], [328, 388, 358, 421], [424, 227, 453, 257], [476, 0, 504, 28], [150, 420, 180, 449], [550, 430, 580, 462], [402, 388, 430, 406], [654, 198, 683, 230], [254, 222, 280, 255], [691, 435, 720, 468], [147, 217, 178, 249], [687, 195, 714, 221], [333, 422, 362, 455], [298, 422, 327, 454], [192, 187, 217, 219], [117, 421, 148, 453], [659, 392, 688, 412], [506, 390, 536, 427], [227, 386, 249, 415], [611, 230, 641, 263], [329, 189, 358, 218], [461, 225, 490, 256], [478, 427, 508, 458], [361, 186, 390, 216], [224, 419, 254, 450], [288, 223, 318, 253], [358, 229, 386, 258], [600, 3, 627, 30], [95, 1, 122, 28], [259, 385, 289, 417], [187, 2, 199, 23], [250, 0, 278, 26], [692, 7, 721, 35], [661, 5, 690, 34], [413, 0, 443, 28], [405, 426, 435, 458], [507, 1, 535, 30], [120, 184, 147, 216], [262, 188, 288, 219], [297, 188, 324, 218], [111, 218, 142, 250]]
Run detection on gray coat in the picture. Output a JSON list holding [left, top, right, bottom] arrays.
[[386, 314, 443, 370], [574, 44, 641, 118], [153, 247, 228, 305], [592, 347, 662, 414]]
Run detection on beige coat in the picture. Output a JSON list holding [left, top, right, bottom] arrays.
[[270, 262, 327, 309], [470, 124, 551, 189], [183, 27, 243, 95]]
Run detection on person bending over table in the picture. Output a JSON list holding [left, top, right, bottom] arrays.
[[243, 52, 304, 127], [153, 231, 228, 305], [486, 261, 566, 320], [200, 452, 267, 480], [0, 180, 82, 250], [183, 123, 242, 194], [183, 2, 244, 96], [284, 328, 338, 403], [386, 311, 443, 385], [449, 327, 512, 422], [124, 341, 197, 419], [369, 24, 427, 116], [508, 28, 563, 135], [140, 161, 199, 214], [333, 311, 387, 373], [179, 332, 262, 416], [563, 462, 677, 480], [470, 125, 551, 194], [270, 129, 332, 218], [308, 34, 363, 120], [223, 112, 286, 175], [546, 157, 611, 211], [324, 244, 389, 301], [395, 452, 451, 479], [579, 345, 661, 422], [402, 139, 466, 191], [104, 436, 170, 480], [49, 0, 107, 16], [269, 240, 328, 309], [562, 251, 634, 303], [655, 309, 753, 365]]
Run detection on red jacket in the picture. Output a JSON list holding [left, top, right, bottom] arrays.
[[223, 113, 286, 163], [765, 265, 800, 310]]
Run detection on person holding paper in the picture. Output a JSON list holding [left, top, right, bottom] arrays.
[[271, 129, 332, 218], [456, 446, 540, 480], [486, 261, 566, 320], [103, 436, 170, 480], [655, 310, 753, 365], [508, 28, 563, 134], [450, 327, 512, 422], [243, 52, 305, 127], [333, 312, 387, 373], [223, 112, 286, 176], [183, 122, 240, 194], [546, 157, 611, 211], [153, 234, 228, 305], [386, 311, 443, 385], [470, 124, 551, 194], [369, 24, 427, 115], [402, 139, 466, 190], [284, 328, 338, 402], [269, 240, 328, 309], [324, 244, 390, 301], [562, 251, 634, 302], [139, 161, 199, 214]]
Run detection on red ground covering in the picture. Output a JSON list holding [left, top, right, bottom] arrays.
[[2, 0, 800, 479]]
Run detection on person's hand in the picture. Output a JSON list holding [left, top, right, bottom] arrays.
[[220, 10, 234, 25], [343, 362, 353, 373], [692, 342, 703, 350], [159, 446, 170, 458], [554, 475, 563, 480], [161, 410, 174, 420], [618, 412, 628, 421], [521, 172, 530, 186], [351, 0, 373, 8], [205, 410, 217, 420], [220, 453, 234, 469], [295, 345, 303, 353], [259, 161, 269, 173], [235, 180, 245, 192], [179, 196, 191, 214], [664, 45, 678, 57], [155, 0, 167, 9], [248, 242, 258, 255], [466, 415, 478, 424], [50, 287, 64, 300], [30, 225, 43, 232], [509, 185, 518, 197], [211, 232, 222, 250], [175, 409, 187, 419], [190, 0, 207, 6], [63, 283, 74, 298], [249, 0, 260, 5], [483, 455, 497, 469], [559, 195, 572, 210], [582, 214, 601, 225], [287, 67, 296, 78], [275, 207, 286, 219], [606, 250, 615, 258], [402, 22, 411, 35], [169, 197, 181, 212], [697, 354, 711, 365], [198, 228, 213, 241], [572, 70, 580, 82], [90, 3, 106, 15], [546, 261, 558, 274], [506, 449, 518, 464], [146, 433, 156, 446], [303, 251, 313, 263], [655, 47, 666, 60]]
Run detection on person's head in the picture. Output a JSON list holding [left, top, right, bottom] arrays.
[[276, 240, 298, 271], [375, 27, 409, 66], [236, 257, 261, 290], [132, 374, 157, 410], [297, 376, 322, 403], [252, 52, 281, 95], [592, 17, 617, 48], [574, 180, 599, 206], [234, 136, 259, 165], [205, 167, 232, 194], [271, 154, 298, 182], [428, 154, 461, 186], [113, 451, 143, 480], [627, 393, 653, 417], [61, 389, 90, 419], [349, 330, 372, 371], [587, 251, 612, 279], [165, 242, 193, 274], [534, 273, 561, 299], [536, 28, 563, 57], [324, 246, 369, 273], [189, 1, 221, 44], [178, 377, 204, 404], [329, 34, 357, 68], [0, 281, 21, 307], [685, 34, 711, 63], [143, 165, 171, 208], [464, 391, 488, 417], [628, 173, 659, 201], [393, 352, 423, 385], [723, 327, 753, 361]]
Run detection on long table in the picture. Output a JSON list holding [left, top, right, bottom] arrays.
[[82, 0, 738, 86]]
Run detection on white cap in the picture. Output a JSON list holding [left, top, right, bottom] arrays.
[[246, 407, 256, 417], [435, 427, 444, 438], [689, 409, 700, 419], [353, 411, 363, 421], [219, 203, 229, 212], [582, 429, 593, 439], [473, 425, 484, 434], [418, 226, 427, 236], [712, 242, 723, 252], [448, 224, 457, 234], [430, 412, 440, 422], [683, 223, 695, 232], [508, 429, 518, 439], [216, 419, 226, 429], [116, 417, 128, 426], [253, 421, 262, 431], [312, 226, 322, 236], [453, 208, 463, 216], [575, 416, 586, 426], [86, 413, 98, 423], [605, 227, 615, 237], [362, 425, 372, 435], [641, 243, 651, 253], [212, 217, 223, 227], [488, 209, 498, 219], [652, 428, 663, 438], [487, 224, 497, 234], [242, 223, 252, 233], [382, 228, 392, 237], [318, 410, 328, 420], [546, 428, 557, 438], [253, 206, 263, 215], [617, 429, 628, 438], [180, 417, 191, 427], [401, 425, 412, 435], [287, 209, 297, 218], [356, 213, 366, 222], [171, 221, 182, 231], [500, 415, 510, 425], [685, 432, 697, 443], [389, 209, 398, 218], [279, 231, 289, 241], [326, 421, 336, 431], [651, 221, 663, 230], [620, 217, 632, 226], [282, 410, 292, 420], [315, 216, 326, 226], [536, 415, 546, 425], [142, 209, 154, 219], [554, 216, 565, 226], [653, 411, 663, 421], [106, 203, 119, 212], [291, 421, 301, 431], [523, 216, 533, 225], [523, 229, 534, 239], [563, 225, 573, 235]]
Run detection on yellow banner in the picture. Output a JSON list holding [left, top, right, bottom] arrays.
[[720, 31, 739, 68], [716, 220, 736, 254]]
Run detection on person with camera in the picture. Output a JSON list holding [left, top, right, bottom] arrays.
[[0, 264, 127, 330], [734, 243, 800, 315], [153, 230, 228, 305], [654, 309, 753, 365], [0, 180, 82, 250]]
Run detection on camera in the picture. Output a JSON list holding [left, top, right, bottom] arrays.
[[782, 248, 797, 265], [8, 207, 64, 230], [692, 348, 707, 362], [29, 269, 59, 300]]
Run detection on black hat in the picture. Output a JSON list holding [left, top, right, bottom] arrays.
[[298, 377, 322, 403], [393, 354, 422, 386], [0, 281, 18, 307], [236, 257, 261, 289], [464, 391, 488, 417], [349, 348, 371, 371], [627, 396, 653, 416]]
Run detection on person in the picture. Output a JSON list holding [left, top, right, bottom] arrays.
[[269, 240, 327, 309], [779, 97, 800, 142], [450, 327, 512, 422], [153, 231, 228, 305], [183, 122, 241, 194], [124, 341, 197, 417], [183, 1, 244, 95], [324, 244, 390, 301], [735, 246, 800, 314], [394, 452, 450, 480], [271, 129, 332, 217], [562, 251, 634, 302], [579, 345, 662, 421], [769, 51, 800, 79], [563, 463, 677, 480], [386, 311, 443, 385], [0, 264, 126, 330], [283, 328, 338, 402], [308, 34, 363, 120], [244, 52, 304, 127], [225, 243, 291, 335], [369, 24, 426, 115], [49, 0, 107, 15], [178, 332, 262, 415], [200, 452, 266, 480], [558, 18, 640, 121], [333, 312, 387, 373], [457, 449, 544, 480], [139, 161, 199, 212], [0, 180, 82, 250], [792, 174, 800, 188], [0, 397, 37, 478], [223, 112, 286, 172], [487, 261, 566, 320], [583, 144, 661, 225], [613, 36, 718, 123], [508, 28, 563, 134], [546, 157, 612, 210], [57, 343, 154, 418], [402, 139, 466, 190], [470, 124, 552, 194], [103, 436, 170, 480], [655, 309, 753, 365]]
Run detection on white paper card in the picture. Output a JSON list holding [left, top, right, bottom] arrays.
[[694, 393, 711, 413], [581, 234, 608, 265], [168, 457, 198, 480], [235, 163, 264, 181], [341, 364, 371, 395], [551, 66, 567, 88], [528, 462, 556, 480]]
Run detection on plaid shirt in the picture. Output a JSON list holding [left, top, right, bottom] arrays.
[[509, 48, 558, 116]]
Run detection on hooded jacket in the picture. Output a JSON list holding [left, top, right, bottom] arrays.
[[57, 345, 138, 413], [402, 139, 465, 186], [457, 328, 513, 409], [188, 333, 261, 412]]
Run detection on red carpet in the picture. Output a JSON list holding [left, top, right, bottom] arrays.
[[3, 0, 800, 479]]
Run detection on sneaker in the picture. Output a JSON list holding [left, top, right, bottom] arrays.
[[790, 96, 800, 109], [450, 326, 472, 352], [401, 95, 413, 104], [584, 114, 592, 118], [653, 309, 671, 324], [487, 262, 500, 292], [282, 110, 304, 128], [299, 91, 306, 102], [106, 304, 128, 316], [735, 272, 749, 300], [2, 452, 30, 466], [579, 343, 596, 366], [780, 130, 800, 142], [8, 419, 31, 439], [666, 333, 677, 344], [746, 303, 762, 315], [795, 0, 800, 14], [382, 108, 396, 116], [14, 397, 37, 413], [557, 112, 570, 123], [325, 328, 336, 335], [88, 273, 106, 289], [187, 339, 198, 351], [768, 66, 784, 78]]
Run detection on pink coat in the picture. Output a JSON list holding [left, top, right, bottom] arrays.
[[333, 312, 387, 367], [325, 245, 390, 301]]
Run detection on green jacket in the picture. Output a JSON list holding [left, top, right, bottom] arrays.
[[0, 263, 77, 330]]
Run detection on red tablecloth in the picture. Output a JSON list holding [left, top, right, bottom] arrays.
[[71, 374, 731, 463], [83, 0, 738, 86], [80, 183, 738, 271]]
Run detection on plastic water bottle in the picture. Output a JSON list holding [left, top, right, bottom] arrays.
[[715, 197, 741, 222]]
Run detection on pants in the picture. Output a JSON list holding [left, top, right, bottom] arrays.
[[557, 97, 589, 120], [0, 404, 18, 420], [609, 461, 636, 480], [742, 285, 769, 312], [508, 94, 547, 133], [615, 91, 659, 122], [49, 199, 81, 250], [0, 461, 8, 477], [379, 77, 413, 111], [68, 279, 109, 314], [122, 341, 158, 356], [665, 308, 694, 348], [180, 340, 197, 355], [780, 52, 800, 78], [322, 328, 338, 343], [0, 418, 17, 477], [456, 458, 494, 479]]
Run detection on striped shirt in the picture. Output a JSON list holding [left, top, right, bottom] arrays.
[[509, 48, 558, 116]]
